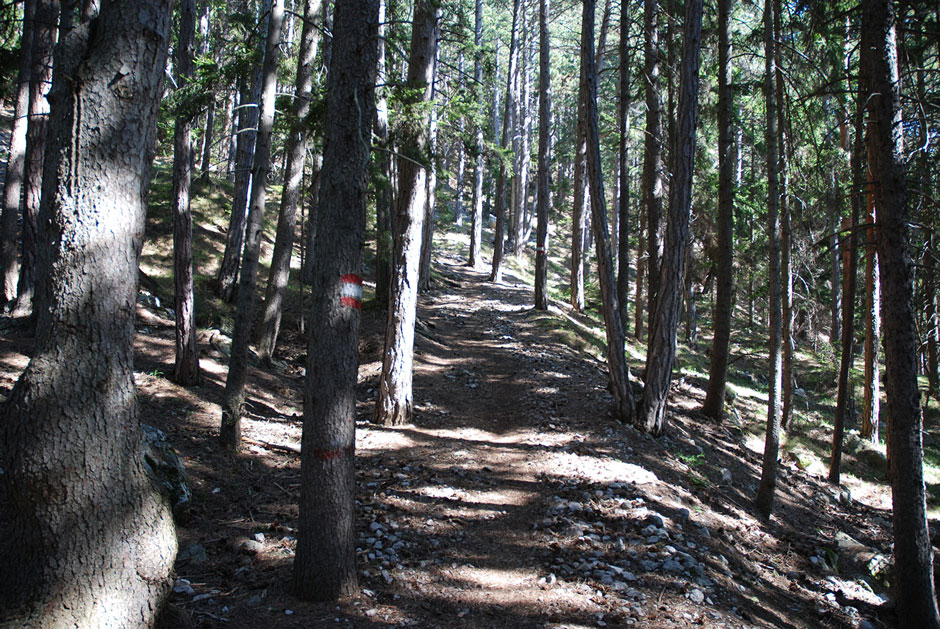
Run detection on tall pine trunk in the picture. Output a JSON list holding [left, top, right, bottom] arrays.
[[641, 0, 664, 326], [468, 0, 485, 269], [534, 0, 551, 311], [293, 0, 378, 601], [617, 0, 632, 334], [0, 2, 177, 623], [373, 0, 440, 427]]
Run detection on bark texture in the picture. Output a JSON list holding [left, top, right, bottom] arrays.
[[220, 0, 285, 450], [293, 0, 378, 601], [862, 0, 940, 623], [256, 0, 323, 362], [616, 0, 631, 334], [637, 0, 703, 435], [533, 0, 551, 311], [0, 2, 177, 624], [642, 0, 664, 324], [467, 0, 485, 269], [373, 0, 440, 427]]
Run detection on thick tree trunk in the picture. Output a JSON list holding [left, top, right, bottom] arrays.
[[755, 0, 783, 518], [293, 0, 378, 601], [637, 0, 703, 435], [13, 0, 58, 316], [171, 0, 201, 386], [468, 0, 485, 269], [534, 0, 551, 311], [701, 0, 734, 420], [581, 0, 635, 424], [373, 0, 440, 427], [863, 1, 940, 623], [642, 0, 664, 325], [0, 2, 176, 624], [217, 0, 270, 303], [256, 0, 323, 363], [220, 0, 285, 451], [0, 0, 35, 305]]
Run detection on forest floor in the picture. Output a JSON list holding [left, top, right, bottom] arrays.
[[0, 244, 902, 628]]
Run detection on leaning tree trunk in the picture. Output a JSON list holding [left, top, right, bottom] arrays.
[[863, 0, 940, 624], [0, 2, 177, 624], [582, 0, 636, 424], [0, 0, 35, 304], [293, 0, 378, 601], [533, 0, 551, 311], [220, 0, 285, 451], [755, 0, 783, 518], [637, 0, 703, 435], [13, 0, 58, 316], [701, 0, 734, 420], [373, 0, 440, 427], [256, 0, 323, 363], [171, 0, 201, 386]]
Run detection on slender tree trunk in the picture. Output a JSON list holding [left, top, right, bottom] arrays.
[[293, 0, 378, 601], [373, 0, 440, 427], [199, 98, 216, 181], [468, 0, 485, 268], [637, 0, 703, 435], [489, 0, 521, 285], [642, 0, 664, 325], [217, 0, 270, 303], [0, 2, 176, 623], [702, 0, 734, 420], [418, 81, 438, 292], [0, 0, 35, 305], [863, 0, 940, 624], [171, 0, 201, 386], [534, 0, 551, 311], [225, 88, 237, 181], [454, 52, 467, 227], [570, 96, 587, 311], [861, 174, 882, 441], [582, 0, 635, 424], [256, 0, 323, 362], [373, 0, 393, 305], [617, 0, 632, 334], [220, 0, 285, 451], [755, 0, 783, 518], [829, 202, 841, 346], [13, 0, 58, 316], [635, 196, 646, 339]]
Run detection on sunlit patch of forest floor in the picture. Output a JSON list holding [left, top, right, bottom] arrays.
[[0, 159, 915, 628]]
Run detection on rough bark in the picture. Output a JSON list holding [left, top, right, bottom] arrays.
[[220, 0, 285, 451], [217, 0, 270, 303], [293, 0, 378, 601], [468, 0, 485, 269], [617, 0, 632, 334], [0, 0, 35, 305], [863, 1, 940, 623], [777, 12, 794, 432], [701, 0, 734, 420], [418, 52, 439, 293], [570, 80, 588, 312], [256, 0, 323, 363], [642, 0, 664, 325], [637, 0, 703, 435], [373, 0, 393, 305], [13, 0, 58, 316], [861, 179, 881, 441], [0, 2, 177, 624], [755, 0, 783, 518], [373, 0, 440, 427], [534, 0, 551, 311]]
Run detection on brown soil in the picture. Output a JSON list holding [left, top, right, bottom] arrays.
[[0, 253, 897, 628]]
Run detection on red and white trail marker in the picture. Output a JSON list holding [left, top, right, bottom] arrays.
[[340, 274, 363, 310]]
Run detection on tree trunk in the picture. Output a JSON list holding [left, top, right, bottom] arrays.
[[570, 96, 587, 312], [373, 0, 440, 427], [13, 0, 58, 316], [534, 0, 551, 311], [373, 0, 393, 305], [863, 0, 940, 624], [171, 0, 201, 386], [255, 0, 323, 363], [220, 0, 285, 451], [489, 0, 521, 285], [617, 0, 632, 335], [217, 0, 270, 303], [418, 53, 439, 293], [468, 0, 485, 268], [0, 2, 176, 623], [199, 98, 216, 181], [861, 176, 881, 442], [0, 0, 35, 305], [642, 0, 664, 325], [755, 0, 783, 518], [637, 0, 703, 435], [293, 0, 378, 601], [581, 0, 635, 424], [454, 52, 467, 227], [701, 0, 734, 420]]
